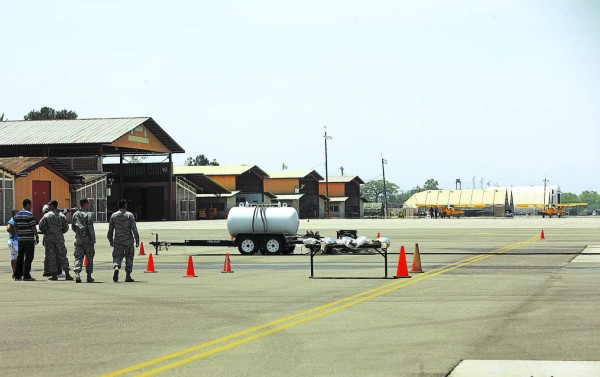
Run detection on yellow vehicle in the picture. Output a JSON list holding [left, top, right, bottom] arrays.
[[517, 203, 588, 218], [441, 206, 464, 218], [417, 204, 486, 218]]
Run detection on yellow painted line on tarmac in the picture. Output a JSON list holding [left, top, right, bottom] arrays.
[[101, 235, 540, 377]]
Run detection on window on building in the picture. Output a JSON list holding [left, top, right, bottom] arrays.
[[180, 201, 188, 212]]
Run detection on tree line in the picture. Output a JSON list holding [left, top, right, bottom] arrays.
[[361, 178, 439, 205], [561, 191, 600, 209]]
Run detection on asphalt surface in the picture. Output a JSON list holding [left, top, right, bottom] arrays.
[[1, 217, 599, 377]]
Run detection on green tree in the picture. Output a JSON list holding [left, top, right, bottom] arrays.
[[361, 180, 399, 203], [579, 191, 600, 208], [0, 112, 5, 121], [24, 106, 78, 120], [185, 154, 219, 166], [388, 191, 412, 205], [423, 178, 439, 190], [560, 192, 580, 203]]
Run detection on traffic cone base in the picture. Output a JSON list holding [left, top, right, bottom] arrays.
[[410, 243, 424, 273], [138, 242, 146, 255], [394, 246, 411, 278], [376, 232, 381, 239], [145, 253, 156, 273], [183, 256, 198, 277], [221, 253, 234, 273]]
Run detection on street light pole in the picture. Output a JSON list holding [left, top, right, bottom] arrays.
[[543, 176, 549, 207], [381, 155, 388, 219], [324, 126, 332, 219]]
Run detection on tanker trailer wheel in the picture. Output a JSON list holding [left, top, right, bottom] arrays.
[[262, 237, 284, 255], [238, 236, 259, 255]]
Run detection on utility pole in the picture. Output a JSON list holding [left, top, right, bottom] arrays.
[[543, 176, 549, 207], [480, 179, 484, 189], [381, 155, 388, 219], [340, 166, 344, 175], [282, 163, 287, 170], [456, 179, 461, 190], [324, 126, 332, 219], [472, 177, 476, 190]]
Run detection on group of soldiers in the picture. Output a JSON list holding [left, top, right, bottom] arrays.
[[39, 198, 97, 282], [10, 198, 139, 283]]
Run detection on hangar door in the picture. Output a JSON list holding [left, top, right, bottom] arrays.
[[124, 187, 165, 221]]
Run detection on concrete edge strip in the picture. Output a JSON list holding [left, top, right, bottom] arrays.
[[447, 360, 600, 377]]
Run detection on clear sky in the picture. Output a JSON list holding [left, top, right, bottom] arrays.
[[1, 1, 599, 193]]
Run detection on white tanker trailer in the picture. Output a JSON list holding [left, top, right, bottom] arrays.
[[226, 206, 300, 254], [150, 204, 304, 255]]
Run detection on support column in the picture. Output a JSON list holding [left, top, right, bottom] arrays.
[[119, 153, 124, 200], [168, 153, 175, 220]]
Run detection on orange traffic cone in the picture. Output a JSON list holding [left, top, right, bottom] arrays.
[[82, 255, 88, 267], [376, 232, 381, 238], [221, 253, 234, 273], [138, 242, 145, 255], [144, 253, 156, 273], [183, 256, 198, 277], [410, 243, 423, 273], [394, 246, 411, 278], [540, 230, 545, 239]]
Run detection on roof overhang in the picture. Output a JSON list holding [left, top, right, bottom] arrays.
[[328, 197, 350, 202], [273, 194, 305, 201], [177, 174, 230, 195], [196, 190, 240, 198]]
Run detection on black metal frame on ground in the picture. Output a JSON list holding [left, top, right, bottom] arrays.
[[307, 244, 392, 279]]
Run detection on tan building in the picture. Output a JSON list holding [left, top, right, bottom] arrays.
[[265, 170, 325, 218], [174, 165, 269, 219], [319, 176, 365, 218], [0, 117, 209, 221], [0, 157, 73, 222]]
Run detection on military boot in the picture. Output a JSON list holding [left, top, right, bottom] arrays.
[[87, 273, 95, 283], [75, 272, 82, 283], [65, 272, 74, 281], [113, 266, 119, 282], [125, 273, 134, 283], [49, 275, 58, 281]]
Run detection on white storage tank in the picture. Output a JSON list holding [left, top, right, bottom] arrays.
[[227, 206, 299, 236]]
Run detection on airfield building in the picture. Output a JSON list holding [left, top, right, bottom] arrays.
[[0, 117, 224, 223], [264, 170, 326, 219], [403, 188, 511, 217], [318, 176, 366, 218], [174, 165, 269, 219]]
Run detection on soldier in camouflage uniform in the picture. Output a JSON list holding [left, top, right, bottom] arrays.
[[107, 199, 139, 283], [39, 200, 73, 281], [72, 198, 96, 283]]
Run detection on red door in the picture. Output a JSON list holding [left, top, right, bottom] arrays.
[[32, 181, 51, 220]]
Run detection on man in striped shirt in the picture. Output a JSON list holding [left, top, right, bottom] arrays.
[[13, 199, 39, 281]]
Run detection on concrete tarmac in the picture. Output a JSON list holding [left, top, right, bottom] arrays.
[[1, 217, 599, 376]]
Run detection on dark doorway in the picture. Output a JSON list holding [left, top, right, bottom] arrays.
[[123, 186, 165, 221], [32, 180, 51, 220]]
